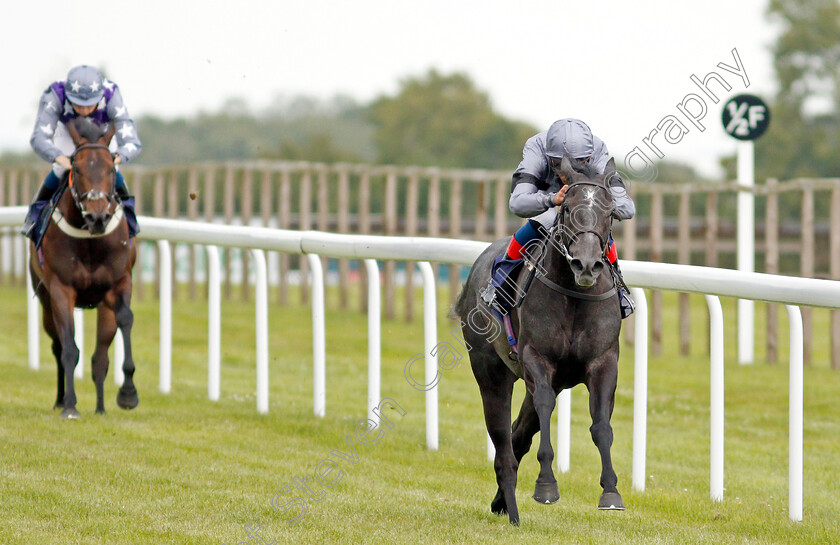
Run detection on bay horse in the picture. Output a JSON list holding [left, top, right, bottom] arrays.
[[29, 117, 139, 419], [455, 156, 624, 524]]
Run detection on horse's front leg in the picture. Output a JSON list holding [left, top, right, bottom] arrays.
[[41, 301, 65, 409], [92, 303, 119, 414], [112, 282, 138, 410], [52, 340, 65, 409], [32, 266, 66, 410], [48, 284, 80, 419], [521, 346, 559, 504], [585, 352, 624, 510]]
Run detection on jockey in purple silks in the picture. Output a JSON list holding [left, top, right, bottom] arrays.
[[22, 65, 142, 239], [481, 118, 636, 319]]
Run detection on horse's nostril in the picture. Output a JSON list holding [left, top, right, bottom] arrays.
[[593, 261, 604, 273], [570, 259, 583, 274]]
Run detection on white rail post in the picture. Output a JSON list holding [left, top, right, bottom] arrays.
[[417, 262, 438, 451], [157, 240, 172, 394], [113, 331, 125, 386], [737, 141, 755, 364], [307, 254, 326, 418], [252, 249, 269, 414], [74, 309, 84, 379], [557, 389, 571, 473], [14, 234, 24, 280], [207, 245, 221, 401], [26, 244, 39, 371], [631, 287, 648, 492], [364, 259, 381, 423], [487, 432, 495, 461], [786, 305, 803, 522], [705, 295, 725, 502]]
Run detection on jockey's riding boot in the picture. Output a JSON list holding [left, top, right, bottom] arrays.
[[611, 259, 635, 319], [21, 183, 57, 240], [115, 181, 130, 201], [480, 254, 525, 316], [618, 288, 635, 319], [113, 175, 140, 237]]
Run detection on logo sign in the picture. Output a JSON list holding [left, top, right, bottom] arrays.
[[721, 94, 770, 141]]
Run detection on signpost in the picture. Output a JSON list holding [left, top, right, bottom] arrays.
[[722, 94, 770, 365]]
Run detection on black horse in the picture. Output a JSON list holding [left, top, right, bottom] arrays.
[[455, 157, 624, 525], [29, 117, 138, 419]]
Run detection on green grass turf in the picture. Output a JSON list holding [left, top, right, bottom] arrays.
[[0, 282, 838, 544]]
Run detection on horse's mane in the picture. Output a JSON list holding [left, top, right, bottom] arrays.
[[69, 117, 108, 144], [568, 156, 599, 180]]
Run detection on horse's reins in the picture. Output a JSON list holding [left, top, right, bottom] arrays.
[[530, 181, 617, 303], [51, 143, 123, 238], [555, 180, 614, 257], [69, 143, 118, 212]]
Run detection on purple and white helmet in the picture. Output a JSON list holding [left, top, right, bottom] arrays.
[[65, 65, 105, 106]]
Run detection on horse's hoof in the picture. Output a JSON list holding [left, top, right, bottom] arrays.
[[95, 408, 107, 415], [491, 492, 508, 515], [533, 481, 560, 504], [60, 408, 81, 420], [598, 491, 625, 510], [116, 387, 139, 410], [53, 402, 64, 410]]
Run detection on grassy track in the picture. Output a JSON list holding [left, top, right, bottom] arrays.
[[0, 282, 838, 545]]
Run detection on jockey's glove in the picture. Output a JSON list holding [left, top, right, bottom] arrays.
[[608, 172, 627, 190]]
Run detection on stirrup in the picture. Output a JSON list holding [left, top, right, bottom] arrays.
[[21, 200, 49, 241], [480, 283, 510, 318], [480, 282, 496, 306], [21, 217, 36, 238], [619, 288, 635, 319]]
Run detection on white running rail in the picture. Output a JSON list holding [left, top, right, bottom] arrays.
[[3, 206, 839, 521]]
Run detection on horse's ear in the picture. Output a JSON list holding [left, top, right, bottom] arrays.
[[66, 118, 86, 147], [602, 157, 617, 186], [99, 122, 116, 146], [559, 156, 577, 184]]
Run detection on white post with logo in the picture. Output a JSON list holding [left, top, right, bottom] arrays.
[[737, 141, 755, 364], [722, 94, 770, 365]]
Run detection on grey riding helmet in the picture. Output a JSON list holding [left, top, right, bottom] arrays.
[[545, 118, 594, 160], [65, 65, 105, 106]]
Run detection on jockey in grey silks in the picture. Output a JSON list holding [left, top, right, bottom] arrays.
[[22, 65, 141, 240], [481, 118, 636, 319]]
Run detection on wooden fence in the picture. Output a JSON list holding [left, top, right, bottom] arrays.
[[1, 162, 838, 368]]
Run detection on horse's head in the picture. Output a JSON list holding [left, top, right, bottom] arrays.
[[66, 118, 118, 235], [553, 156, 617, 288]]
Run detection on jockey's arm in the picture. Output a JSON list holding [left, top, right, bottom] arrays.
[[508, 135, 560, 217], [509, 173, 556, 218], [55, 155, 71, 170], [30, 87, 64, 164], [106, 87, 142, 163], [608, 174, 635, 220], [590, 144, 636, 221]]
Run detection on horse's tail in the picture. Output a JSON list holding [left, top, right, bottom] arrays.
[[450, 282, 470, 320], [446, 284, 467, 319]]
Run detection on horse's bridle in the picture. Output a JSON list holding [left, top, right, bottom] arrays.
[[68, 143, 118, 220], [528, 180, 618, 302], [553, 180, 615, 258]]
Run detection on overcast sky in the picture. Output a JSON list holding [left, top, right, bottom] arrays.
[[1, 0, 778, 178]]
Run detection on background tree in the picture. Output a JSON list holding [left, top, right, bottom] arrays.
[[367, 70, 536, 169], [132, 94, 373, 165], [727, 0, 840, 181]]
